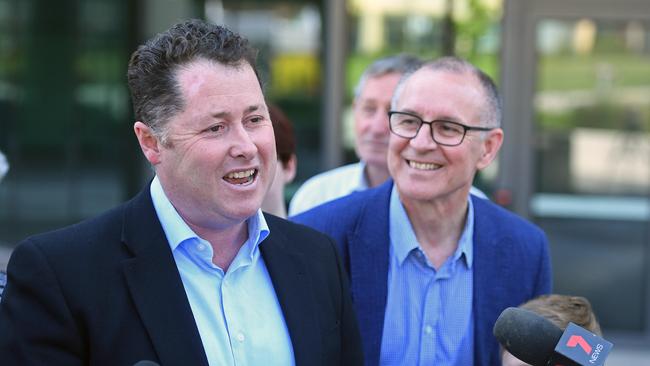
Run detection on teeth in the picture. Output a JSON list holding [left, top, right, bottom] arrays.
[[408, 160, 441, 170], [225, 169, 255, 179]]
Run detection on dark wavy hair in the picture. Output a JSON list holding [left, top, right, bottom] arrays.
[[127, 19, 259, 143]]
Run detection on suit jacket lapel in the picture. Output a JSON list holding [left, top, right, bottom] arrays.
[[347, 181, 392, 365], [260, 218, 321, 366], [121, 189, 208, 366], [471, 197, 506, 366]]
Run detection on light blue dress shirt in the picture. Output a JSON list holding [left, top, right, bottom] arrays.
[[150, 176, 295, 366], [380, 186, 474, 366]]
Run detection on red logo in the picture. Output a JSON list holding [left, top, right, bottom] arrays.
[[566, 335, 592, 354]]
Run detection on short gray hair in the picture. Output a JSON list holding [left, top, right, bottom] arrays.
[[391, 56, 502, 128], [354, 54, 422, 99]]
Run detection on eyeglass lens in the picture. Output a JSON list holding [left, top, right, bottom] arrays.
[[389, 113, 466, 145]]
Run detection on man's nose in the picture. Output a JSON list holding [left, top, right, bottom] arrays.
[[410, 123, 438, 149], [229, 124, 258, 159]]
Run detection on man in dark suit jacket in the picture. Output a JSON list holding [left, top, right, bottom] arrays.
[[294, 57, 551, 366], [0, 20, 363, 366]]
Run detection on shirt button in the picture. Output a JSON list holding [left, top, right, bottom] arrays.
[[424, 325, 433, 334], [236, 332, 245, 342], [197, 243, 206, 251]]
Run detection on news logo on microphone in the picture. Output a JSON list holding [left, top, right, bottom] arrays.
[[494, 307, 614, 366], [552, 322, 613, 366]]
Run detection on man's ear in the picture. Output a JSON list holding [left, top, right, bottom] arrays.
[[133, 121, 162, 165], [282, 154, 297, 184], [476, 128, 504, 170]]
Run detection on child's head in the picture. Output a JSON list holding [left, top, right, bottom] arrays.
[[520, 294, 601, 335], [501, 294, 602, 366]]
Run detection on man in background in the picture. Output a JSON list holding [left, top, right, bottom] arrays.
[[0, 19, 362, 366], [294, 57, 551, 366], [289, 54, 486, 216], [288, 54, 422, 216]]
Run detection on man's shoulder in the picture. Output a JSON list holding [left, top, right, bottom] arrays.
[[300, 162, 363, 188], [473, 196, 543, 235], [288, 162, 364, 216], [295, 182, 377, 214], [17, 194, 139, 258], [266, 213, 332, 239], [291, 181, 391, 236], [264, 213, 341, 261], [472, 196, 548, 262]]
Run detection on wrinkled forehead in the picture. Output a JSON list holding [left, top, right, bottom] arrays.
[[406, 67, 482, 94], [176, 59, 259, 93], [169, 60, 268, 126], [395, 68, 486, 113]]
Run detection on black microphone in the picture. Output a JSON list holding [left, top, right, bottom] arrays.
[[493, 307, 613, 366]]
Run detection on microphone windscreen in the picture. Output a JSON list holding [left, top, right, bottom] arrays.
[[493, 307, 564, 366]]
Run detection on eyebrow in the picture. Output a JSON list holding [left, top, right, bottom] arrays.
[[399, 108, 420, 115], [245, 104, 265, 114], [399, 108, 461, 122], [210, 104, 266, 119]]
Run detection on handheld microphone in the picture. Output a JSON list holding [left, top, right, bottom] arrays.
[[493, 307, 613, 366]]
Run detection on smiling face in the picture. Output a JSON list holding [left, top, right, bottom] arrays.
[[387, 68, 503, 204], [136, 59, 276, 230], [353, 72, 402, 169]]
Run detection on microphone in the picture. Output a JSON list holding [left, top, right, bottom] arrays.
[[133, 361, 160, 366], [493, 307, 613, 366]]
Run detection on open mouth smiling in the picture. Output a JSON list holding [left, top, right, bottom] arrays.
[[407, 159, 442, 171], [223, 169, 258, 185]]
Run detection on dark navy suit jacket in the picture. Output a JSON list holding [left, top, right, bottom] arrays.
[[0, 188, 364, 366], [293, 180, 552, 366]]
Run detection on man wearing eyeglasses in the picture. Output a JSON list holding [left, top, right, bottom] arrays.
[[293, 57, 552, 366], [288, 54, 422, 216], [289, 55, 489, 217]]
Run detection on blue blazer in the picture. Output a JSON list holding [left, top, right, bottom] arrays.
[[293, 180, 552, 366]]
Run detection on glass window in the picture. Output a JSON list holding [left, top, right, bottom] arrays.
[[532, 18, 650, 332], [0, 0, 135, 245]]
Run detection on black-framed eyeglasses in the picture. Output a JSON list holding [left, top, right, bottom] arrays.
[[388, 111, 494, 147]]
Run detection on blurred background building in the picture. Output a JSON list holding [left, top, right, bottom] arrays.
[[0, 0, 648, 362]]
